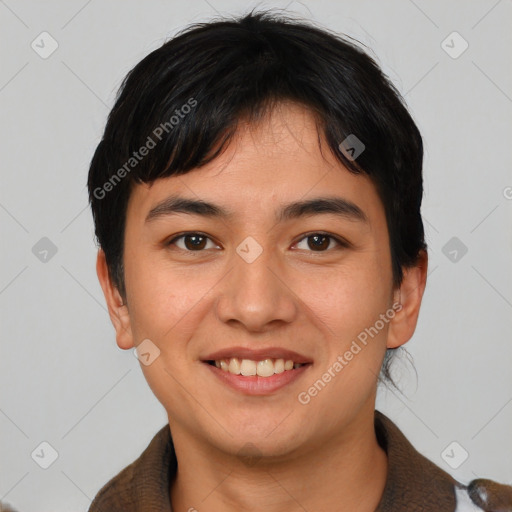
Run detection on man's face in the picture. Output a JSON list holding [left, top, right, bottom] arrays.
[[118, 102, 398, 457]]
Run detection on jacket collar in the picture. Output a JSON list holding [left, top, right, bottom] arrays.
[[374, 410, 456, 510], [89, 410, 457, 511]]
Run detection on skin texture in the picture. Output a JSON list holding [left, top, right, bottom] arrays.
[[97, 102, 428, 511]]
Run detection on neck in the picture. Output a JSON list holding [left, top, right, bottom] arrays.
[[169, 406, 388, 512]]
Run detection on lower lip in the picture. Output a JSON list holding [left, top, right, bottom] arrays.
[[203, 362, 312, 395]]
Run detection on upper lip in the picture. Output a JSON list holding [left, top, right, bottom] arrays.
[[202, 346, 313, 364]]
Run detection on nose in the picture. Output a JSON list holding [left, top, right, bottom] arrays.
[[214, 243, 298, 332]]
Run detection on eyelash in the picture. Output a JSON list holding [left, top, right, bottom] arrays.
[[165, 231, 350, 254]]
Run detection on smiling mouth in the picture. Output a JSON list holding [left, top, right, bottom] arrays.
[[204, 357, 311, 378]]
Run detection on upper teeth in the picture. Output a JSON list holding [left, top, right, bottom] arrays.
[[213, 358, 303, 377]]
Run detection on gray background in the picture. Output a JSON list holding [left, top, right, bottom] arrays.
[[1, 0, 511, 510]]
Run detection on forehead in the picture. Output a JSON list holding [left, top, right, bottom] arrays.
[[126, 102, 385, 229]]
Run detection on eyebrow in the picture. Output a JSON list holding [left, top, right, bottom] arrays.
[[145, 194, 368, 224]]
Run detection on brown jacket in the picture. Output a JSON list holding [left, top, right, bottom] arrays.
[[88, 410, 512, 511]]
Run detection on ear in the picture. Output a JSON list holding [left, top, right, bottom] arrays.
[[96, 249, 134, 350], [387, 249, 428, 349]]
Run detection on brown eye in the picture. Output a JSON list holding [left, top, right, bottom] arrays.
[[308, 234, 330, 251], [294, 233, 346, 252], [183, 234, 207, 250], [167, 233, 218, 251]]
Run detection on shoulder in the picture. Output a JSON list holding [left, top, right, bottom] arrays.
[[374, 410, 512, 511], [454, 478, 512, 511], [88, 452, 139, 510], [88, 424, 174, 511]]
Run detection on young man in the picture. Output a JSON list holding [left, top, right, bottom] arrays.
[[86, 11, 512, 512]]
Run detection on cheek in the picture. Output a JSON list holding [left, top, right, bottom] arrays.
[[299, 265, 392, 403], [124, 251, 219, 352], [303, 258, 391, 341], [126, 260, 214, 411]]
